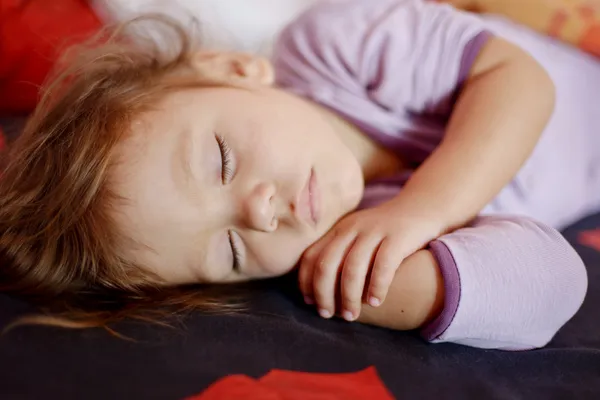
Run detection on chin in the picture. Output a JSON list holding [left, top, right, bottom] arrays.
[[341, 185, 364, 218], [342, 167, 365, 211], [261, 258, 301, 279]]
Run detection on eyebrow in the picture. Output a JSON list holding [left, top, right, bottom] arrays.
[[177, 126, 195, 188], [172, 126, 213, 282]]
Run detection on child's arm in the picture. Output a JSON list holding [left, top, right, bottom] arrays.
[[355, 249, 446, 331], [299, 37, 555, 321], [357, 216, 587, 350], [279, 0, 553, 323], [395, 36, 555, 235], [353, 36, 556, 305]]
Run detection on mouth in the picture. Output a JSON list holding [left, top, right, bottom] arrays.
[[297, 168, 321, 227], [308, 168, 321, 225]]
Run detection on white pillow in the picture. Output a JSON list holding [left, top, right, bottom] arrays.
[[92, 0, 319, 55]]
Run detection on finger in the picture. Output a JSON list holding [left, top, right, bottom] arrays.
[[313, 232, 357, 319], [368, 236, 409, 307], [299, 231, 339, 304], [298, 259, 316, 305], [340, 235, 382, 321]]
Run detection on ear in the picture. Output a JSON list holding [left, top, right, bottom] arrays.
[[191, 52, 275, 86]]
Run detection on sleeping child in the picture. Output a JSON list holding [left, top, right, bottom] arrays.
[[1, 0, 597, 350]]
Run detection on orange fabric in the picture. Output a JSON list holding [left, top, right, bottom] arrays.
[[0, 0, 103, 114], [579, 229, 600, 251], [187, 367, 394, 400], [442, 0, 600, 58]]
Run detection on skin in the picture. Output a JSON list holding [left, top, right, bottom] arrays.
[[300, 37, 555, 322], [113, 53, 400, 285], [113, 36, 554, 330]]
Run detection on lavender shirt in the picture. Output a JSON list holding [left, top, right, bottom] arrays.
[[272, 0, 591, 350], [273, 0, 600, 230]]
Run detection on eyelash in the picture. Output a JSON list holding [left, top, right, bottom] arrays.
[[216, 134, 241, 272], [216, 134, 234, 183], [228, 231, 242, 272]]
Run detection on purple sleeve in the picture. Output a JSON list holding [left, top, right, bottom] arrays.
[[273, 0, 493, 162], [454, 31, 493, 100], [422, 216, 588, 350], [358, 2, 493, 117]]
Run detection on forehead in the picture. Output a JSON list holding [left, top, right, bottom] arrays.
[[108, 107, 206, 282], [109, 87, 264, 284]]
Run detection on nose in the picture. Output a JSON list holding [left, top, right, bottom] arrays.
[[242, 182, 278, 232]]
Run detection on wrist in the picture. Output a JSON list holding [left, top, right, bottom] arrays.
[[357, 250, 444, 331], [388, 192, 452, 237]]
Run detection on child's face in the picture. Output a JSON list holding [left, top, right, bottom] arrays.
[[113, 84, 364, 285]]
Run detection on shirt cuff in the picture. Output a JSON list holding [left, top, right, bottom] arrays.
[[420, 240, 461, 341], [456, 30, 494, 90]]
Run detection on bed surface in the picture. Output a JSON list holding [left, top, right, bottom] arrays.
[[1, 212, 599, 399]]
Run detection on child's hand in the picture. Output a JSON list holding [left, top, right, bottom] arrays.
[[299, 199, 443, 321]]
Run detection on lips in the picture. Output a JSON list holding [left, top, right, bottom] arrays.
[[308, 168, 321, 225], [297, 168, 321, 227]]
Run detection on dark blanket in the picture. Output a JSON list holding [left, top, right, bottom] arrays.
[[1, 212, 599, 399]]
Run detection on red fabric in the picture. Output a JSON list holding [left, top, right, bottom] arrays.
[[579, 229, 600, 252], [187, 367, 394, 400], [0, 0, 103, 114]]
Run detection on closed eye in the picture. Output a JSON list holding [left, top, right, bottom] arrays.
[[216, 134, 234, 184], [228, 231, 242, 272]]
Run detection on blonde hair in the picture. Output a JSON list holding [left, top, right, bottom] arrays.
[[0, 15, 246, 333]]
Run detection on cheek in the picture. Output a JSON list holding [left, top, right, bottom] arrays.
[[249, 114, 318, 161], [261, 242, 304, 276], [241, 133, 311, 184], [250, 230, 319, 277]]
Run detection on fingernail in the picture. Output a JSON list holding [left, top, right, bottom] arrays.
[[304, 296, 314, 305], [368, 297, 381, 307], [342, 310, 356, 322], [319, 309, 332, 319]]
